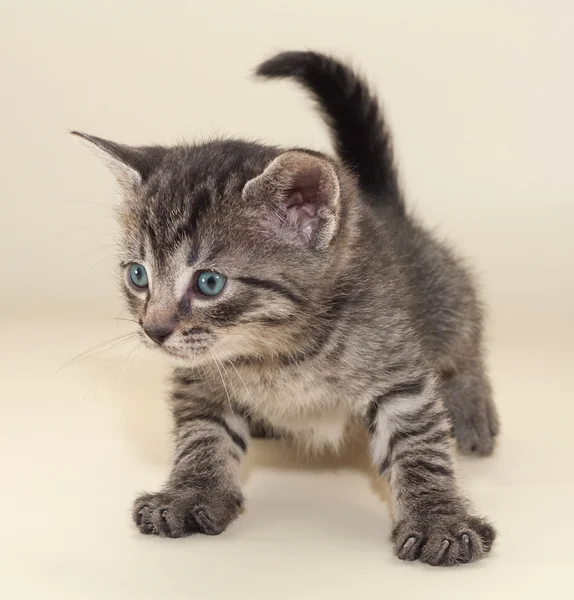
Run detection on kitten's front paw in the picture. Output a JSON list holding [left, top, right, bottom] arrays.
[[133, 488, 244, 538], [392, 512, 495, 566]]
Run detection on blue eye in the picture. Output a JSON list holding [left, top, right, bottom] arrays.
[[196, 271, 226, 296], [128, 263, 148, 288]]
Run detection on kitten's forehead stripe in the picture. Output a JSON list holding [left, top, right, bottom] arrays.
[[146, 222, 158, 257], [204, 241, 225, 264], [138, 236, 145, 261], [186, 186, 212, 234], [132, 140, 281, 270], [187, 243, 199, 265]]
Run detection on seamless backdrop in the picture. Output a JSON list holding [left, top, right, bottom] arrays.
[[1, 1, 573, 599]]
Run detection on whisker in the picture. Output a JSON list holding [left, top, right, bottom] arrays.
[[90, 317, 139, 325], [49, 225, 101, 241], [85, 253, 122, 273], [216, 355, 240, 412], [209, 349, 236, 418], [65, 246, 120, 268], [54, 332, 138, 375], [112, 342, 142, 392], [81, 365, 109, 401], [76, 335, 140, 366], [199, 362, 214, 394], [115, 306, 131, 332], [70, 243, 119, 261], [227, 360, 251, 403], [82, 374, 100, 402], [82, 365, 109, 385]]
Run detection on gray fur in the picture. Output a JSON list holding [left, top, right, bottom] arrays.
[[73, 51, 499, 565]]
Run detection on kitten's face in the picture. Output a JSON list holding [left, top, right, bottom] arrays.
[[75, 136, 343, 366]]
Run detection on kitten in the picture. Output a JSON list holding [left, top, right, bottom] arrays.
[[73, 51, 499, 566]]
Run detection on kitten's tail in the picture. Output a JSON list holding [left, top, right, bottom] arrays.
[[256, 50, 404, 214]]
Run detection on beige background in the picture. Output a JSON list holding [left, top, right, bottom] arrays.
[[1, 1, 573, 598]]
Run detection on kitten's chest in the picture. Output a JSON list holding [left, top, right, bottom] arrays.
[[229, 364, 351, 448]]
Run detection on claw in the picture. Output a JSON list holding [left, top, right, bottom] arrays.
[[461, 533, 471, 562], [437, 539, 450, 563], [136, 507, 148, 526], [398, 536, 417, 560]]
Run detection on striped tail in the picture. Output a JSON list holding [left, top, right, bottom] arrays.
[[256, 51, 404, 214]]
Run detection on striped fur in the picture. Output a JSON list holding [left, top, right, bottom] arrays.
[[257, 51, 403, 212], [75, 51, 499, 565], [366, 375, 494, 564], [134, 370, 248, 537]]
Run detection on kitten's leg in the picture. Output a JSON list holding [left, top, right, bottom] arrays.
[[441, 357, 499, 456], [133, 377, 249, 538], [367, 375, 495, 565]]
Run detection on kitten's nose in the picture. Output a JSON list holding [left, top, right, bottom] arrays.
[[143, 324, 174, 345]]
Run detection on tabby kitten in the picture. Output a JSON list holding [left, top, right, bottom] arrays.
[[74, 51, 499, 566]]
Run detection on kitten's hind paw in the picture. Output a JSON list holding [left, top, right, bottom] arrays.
[[452, 396, 500, 456], [442, 368, 500, 456]]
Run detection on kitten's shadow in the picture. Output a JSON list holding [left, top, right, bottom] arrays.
[[244, 434, 391, 506], [108, 355, 390, 507]]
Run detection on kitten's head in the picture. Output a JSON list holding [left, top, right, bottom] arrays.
[[73, 134, 354, 366]]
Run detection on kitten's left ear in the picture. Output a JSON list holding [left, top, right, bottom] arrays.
[[243, 151, 340, 250], [71, 131, 163, 190]]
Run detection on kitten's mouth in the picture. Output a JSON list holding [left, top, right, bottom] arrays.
[[162, 343, 211, 363], [163, 347, 188, 358], [140, 326, 217, 364]]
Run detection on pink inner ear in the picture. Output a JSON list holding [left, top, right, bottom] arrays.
[[287, 190, 320, 242]]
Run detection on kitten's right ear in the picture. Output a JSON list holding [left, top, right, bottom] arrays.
[[243, 151, 340, 250], [71, 131, 162, 190]]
